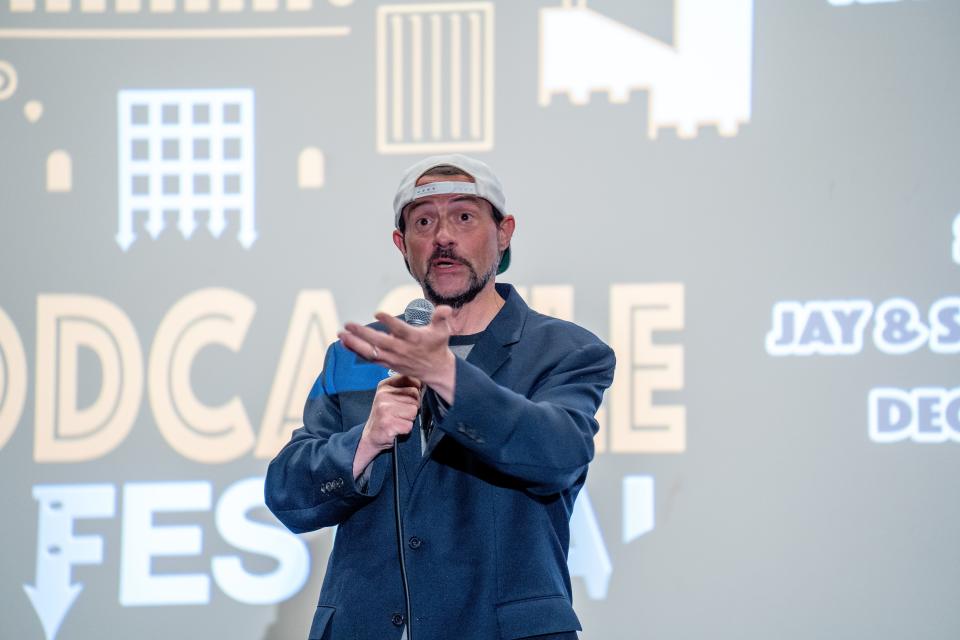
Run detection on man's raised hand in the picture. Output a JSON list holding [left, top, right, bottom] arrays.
[[339, 305, 457, 404]]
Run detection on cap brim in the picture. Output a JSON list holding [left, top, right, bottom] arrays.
[[497, 246, 510, 274]]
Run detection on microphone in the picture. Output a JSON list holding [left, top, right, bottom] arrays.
[[403, 298, 435, 327]]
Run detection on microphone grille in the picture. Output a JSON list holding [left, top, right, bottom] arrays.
[[403, 298, 435, 326]]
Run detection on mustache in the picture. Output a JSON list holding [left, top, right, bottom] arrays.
[[428, 248, 469, 266]]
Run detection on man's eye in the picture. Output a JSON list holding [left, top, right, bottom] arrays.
[[459, 212, 473, 221], [416, 217, 431, 226]]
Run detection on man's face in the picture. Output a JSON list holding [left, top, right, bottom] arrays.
[[393, 174, 514, 308]]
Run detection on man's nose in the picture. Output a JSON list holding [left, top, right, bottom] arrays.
[[433, 215, 456, 246]]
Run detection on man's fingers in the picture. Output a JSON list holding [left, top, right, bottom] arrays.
[[338, 331, 378, 362], [392, 404, 419, 421], [343, 323, 404, 356], [381, 388, 421, 406], [431, 305, 454, 335], [338, 328, 400, 365], [375, 312, 415, 339], [379, 374, 422, 391]]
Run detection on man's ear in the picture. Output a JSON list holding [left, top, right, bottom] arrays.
[[393, 229, 406, 255], [497, 215, 516, 252]]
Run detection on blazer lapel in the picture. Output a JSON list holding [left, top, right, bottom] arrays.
[[466, 283, 525, 379]]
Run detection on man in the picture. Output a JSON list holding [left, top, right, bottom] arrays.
[[265, 155, 615, 640]]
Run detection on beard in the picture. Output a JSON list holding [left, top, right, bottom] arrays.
[[420, 247, 498, 309]]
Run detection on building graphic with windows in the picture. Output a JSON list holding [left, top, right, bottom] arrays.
[[117, 89, 257, 250]]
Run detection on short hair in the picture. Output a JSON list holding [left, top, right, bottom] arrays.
[[397, 165, 505, 233], [422, 164, 471, 179]]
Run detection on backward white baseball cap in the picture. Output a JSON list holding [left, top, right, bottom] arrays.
[[392, 154, 511, 273]]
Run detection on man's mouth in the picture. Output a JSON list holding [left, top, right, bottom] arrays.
[[430, 256, 465, 270]]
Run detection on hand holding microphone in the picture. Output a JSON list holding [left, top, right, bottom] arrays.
[[351, 374, 422, 479], [342, 300, 456, 479]]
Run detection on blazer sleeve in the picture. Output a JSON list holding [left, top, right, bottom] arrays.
[[264, 342, 390, 534], [433, 339, 616, 496]]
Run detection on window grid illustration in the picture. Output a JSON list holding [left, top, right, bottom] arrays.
[[117, 89, 256, 250]]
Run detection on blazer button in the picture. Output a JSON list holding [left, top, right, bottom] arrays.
[[391, 613, 405, 626], [408, 536, 422, 549]]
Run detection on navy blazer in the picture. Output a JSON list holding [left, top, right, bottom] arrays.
[[265, 284, 616, 640]]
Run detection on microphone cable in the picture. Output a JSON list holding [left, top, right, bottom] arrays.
[[392, 434, 414, 640], [390, 297, 434, 640]]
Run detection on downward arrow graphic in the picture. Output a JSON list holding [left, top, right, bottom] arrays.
[[145, 209, 165, 239], [178, 210, 197, 239], [116, 206, 139, 251], [208, 208, 227, 238], [24, 484, 115, 640], [23, 579, 82, 640]]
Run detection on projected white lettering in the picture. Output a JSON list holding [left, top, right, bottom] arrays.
[[25, 477, 309, 638], [767, 297, 960, 445], [766, 297, 960, 356], [568, 487, 612, 600], [765, 300, 874, 356], [869, 387, 960, 444], [212, 477, 310, 605], [119, 481, 213, 606], [873, 298, 930, 355]]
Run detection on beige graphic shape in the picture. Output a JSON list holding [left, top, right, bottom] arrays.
[[149, 288, 256, 464], [0, 60, 17, 100], [35, 295, 144, 462], [24, 100, 42, 123], [514, 285, 574, 322], [298, 147, 325, 189], [46, 150, 72, 192], [10, 0, 36, 12], [609, 283, 685, 453], [115, 0, 141, 12], [149, 0, 174, 11], [0, 26, 350, 39], [184, 0, 211, 12], [376, 2, 495, 154], [81, 0, 107, 12], [329, 0, 352, 5], [255, 291, 340, 458], [286, 0, 310, 10], [0, 307, 28, 451]]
